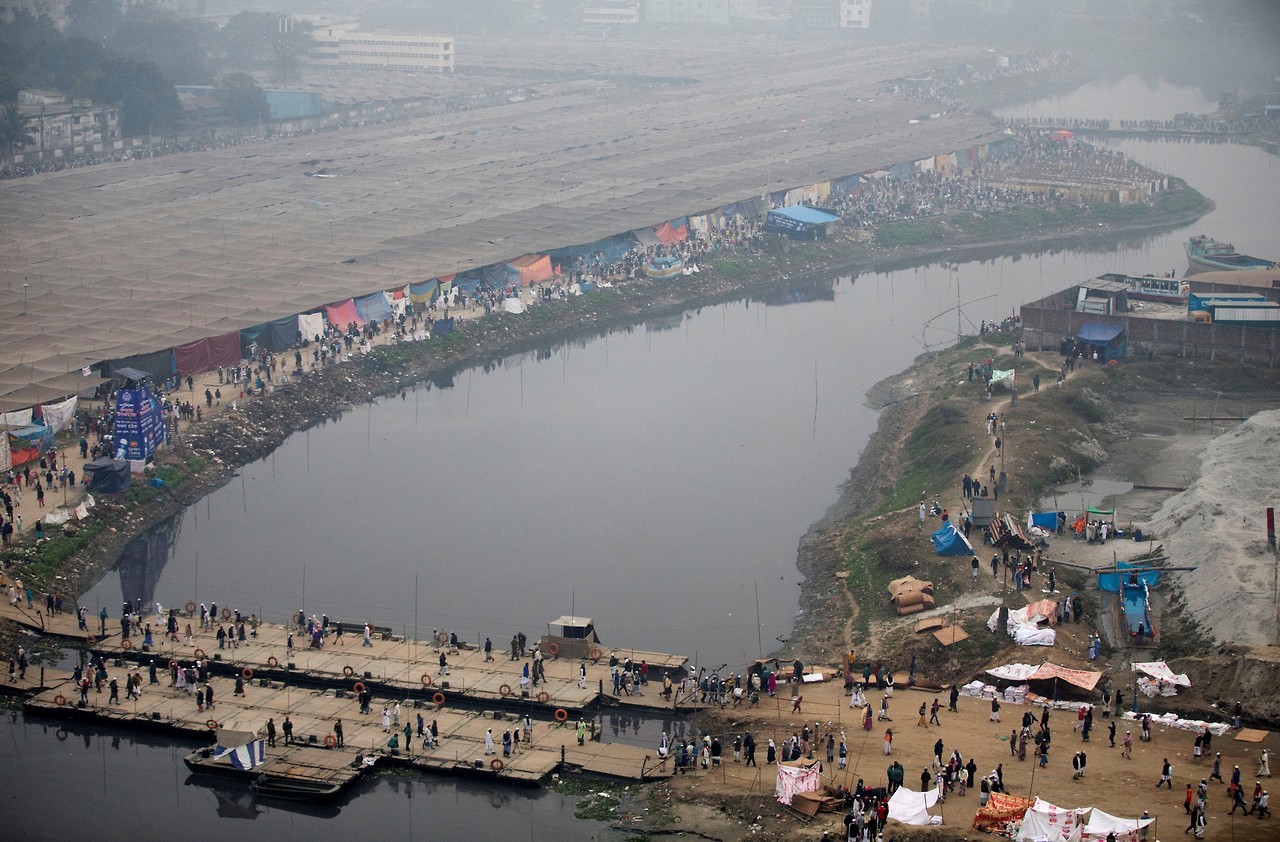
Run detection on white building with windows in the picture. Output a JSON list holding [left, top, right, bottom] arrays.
[[311, 26, 455, 72], [583, 0, 641, 26], [840, 0, 871, 28]]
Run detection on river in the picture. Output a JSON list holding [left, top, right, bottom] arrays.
[[12, 75, 1280, 838]]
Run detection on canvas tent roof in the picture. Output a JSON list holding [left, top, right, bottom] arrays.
[[986, 662, 1103, 691], [767, 205, 841, 225], [1015, 797, 1087, 842], [1077, 323, 1124, 343], [931, 521, 974, 556], [1131, 660, 1190, 687], [0, 44, 1005, 411], [887, 787, 940, 826]]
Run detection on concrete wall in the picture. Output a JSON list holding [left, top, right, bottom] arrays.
[[1021, 288, 1280, 367]]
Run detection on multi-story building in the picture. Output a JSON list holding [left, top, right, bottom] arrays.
[[311, 25, 455, 72], [0, 0, 64, 25], [840, 0, 870, 28], [16, 90, 120, 156]]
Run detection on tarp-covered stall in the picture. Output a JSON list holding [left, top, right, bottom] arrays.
[[1076, 323, 1126, 362], [986, 662, 1103, 692], [1131, 661, 1190, 687], [82, 458, 132, 493], [323, 299, 364, 328], [765, 205, 841, 240], [505, 254, 555, 285]]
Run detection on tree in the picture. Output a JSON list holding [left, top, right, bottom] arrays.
[[64, 0, 123, 43], [109, 6, 215, 86], [0, 102, 36, 156], [219, 11, 278, 69], [217, 72, 268, 124]]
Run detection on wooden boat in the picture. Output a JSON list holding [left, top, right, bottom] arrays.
[[252, 774, 344, 801], [1185, 234, 1276, 275], [643, 256, 684, 280]]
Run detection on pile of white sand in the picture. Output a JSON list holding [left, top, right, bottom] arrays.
[[1143, 409, 1280, 646]]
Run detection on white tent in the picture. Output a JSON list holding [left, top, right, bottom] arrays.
[[1016, 797, 1088, 842], [887, 786, 942, 826], [1080, 808, 1153, 842]]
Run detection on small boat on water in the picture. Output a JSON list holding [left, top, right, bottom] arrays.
[[1092, 272, 1189, 304], [1185, 234, 1277, 275], [643, 256, 684, 280]]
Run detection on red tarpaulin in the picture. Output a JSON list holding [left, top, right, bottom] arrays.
[[506, 254, 554, 285], [323, 299, 365, 328], [972, 792, 1033, 833], [653, 222, 688, 244], [173, 332, 242, 377]]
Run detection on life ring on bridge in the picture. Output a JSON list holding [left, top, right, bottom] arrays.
[[420, 673, 432, 687], [589, 648, 602, 661], [353, 682, 366, 694], [343, 665, 355, 678], [490, 758, 504, 772], [546, 642, 559, 655], [194, 649, 206, 660], [499, 684, 512, 697], [432, 692, 445, 706], [554, 708, 568, 722], [54, 695, 67, 706], [324, 735, 337, 748], [121, 638, 133, 650], [184, 601, 196, 613], [242, 668, 253, 680], [206, 719, 219, 730], [221, 608, 232, 620], [437, 631, 449, 644], [536, 691, 550, 704], [267, 656, 279, 668]]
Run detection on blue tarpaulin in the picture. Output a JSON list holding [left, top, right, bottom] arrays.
[[1028, 511, 1059, 530], [1098, 561, 1161, 593], [1076, 323, 1124, 343], [355, 292, 392, 322], [930, 522, 974, 556]]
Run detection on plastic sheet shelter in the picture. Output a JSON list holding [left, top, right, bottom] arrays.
[[104, 350, 174, 387], [1076, 323, 1126, 362], [298, 313, 324, 341], [1015, 797, 1087, 842], [887, 786, 940, 826], [986, 662, 1102, 692], [355, 292, 392, 322], [173, 331, 241, 377], [774, 761, 821, 805], [323, 299, 364, 328], [931, 521, 974, 556], [652, 220, 688, 245], [409, 279, 440, 305], [765, 205, 841, 240], [1028, 511, 1060, 530], [1080, 809, 1153, 842], [506, 254, 555, 285], [82, 458, 132, 493], [1131, 661, 1190, 687]]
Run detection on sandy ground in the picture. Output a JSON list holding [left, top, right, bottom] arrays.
[[657, 670, 1279, 842]]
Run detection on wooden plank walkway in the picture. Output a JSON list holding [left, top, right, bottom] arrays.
[[0, 599, 687, 716]]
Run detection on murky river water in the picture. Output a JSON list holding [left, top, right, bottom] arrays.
[[13, 75, 1280, 836]]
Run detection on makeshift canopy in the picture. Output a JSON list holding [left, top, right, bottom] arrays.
[[1016, 797, 1087, 842], [986, 662, 1102, 691], [1079, 808, 1153, 842], [931, 521, 974, 556], [1098, 561, 1159, 593], [39, 396, 77, 434], [775, 761, 821, 806], [173, 332, 241, 377], [972, 791, 1033, 833], [82, 458, 131, 493], [323, 299, 364, 327], [506, 254, 555, 285], [298, 313, 325, 341], [1131, 661, 1190, 687], [1087, 506, 1115, 516], [887, 786, 941, 826], [1076, 323, 1126, 362]]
